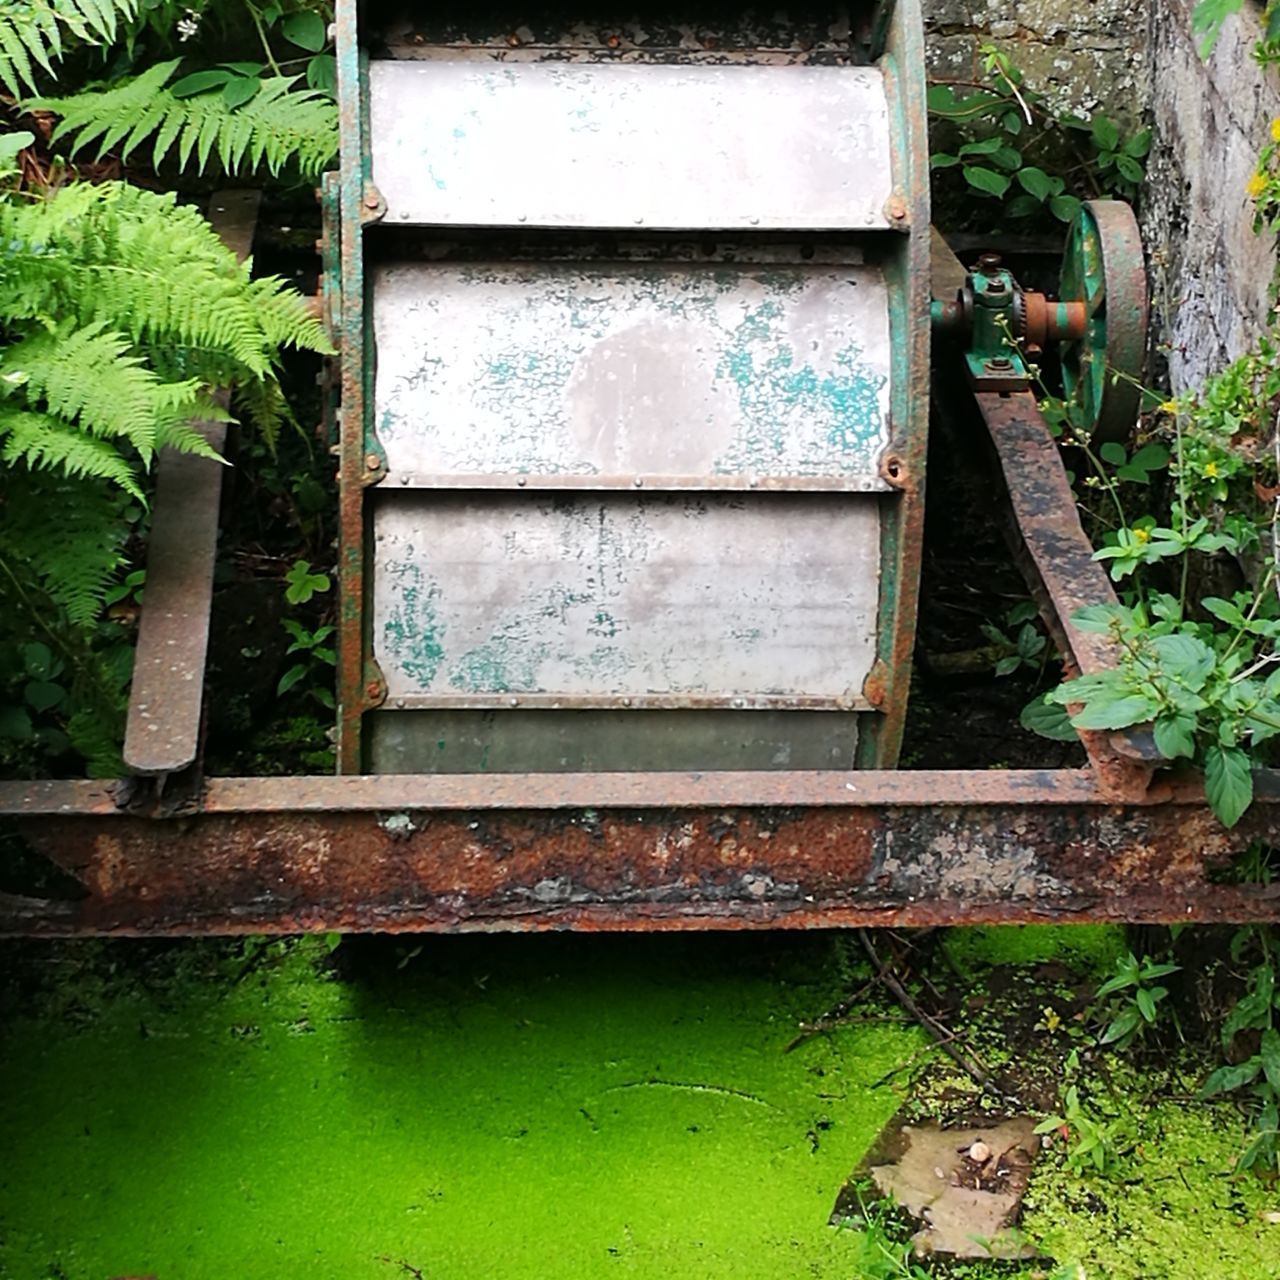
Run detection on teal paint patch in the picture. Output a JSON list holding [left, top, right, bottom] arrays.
[[379, 560, 445, 687], [713, 302, 887, 474]]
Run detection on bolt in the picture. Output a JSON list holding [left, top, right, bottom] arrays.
[[987, 357, 1014, 371], [365, 681, 381, 699], [886, 195, 908, 222], [978, 252, 1002, 271], [363, 192, 379, 210], [395, 698, 406, 709], [365, 452, 380, 470], [634, 216, 644, 226], [985, 278, 1007, 295]]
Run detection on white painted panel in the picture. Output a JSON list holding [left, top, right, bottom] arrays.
[[373, 260, 893, 485], [372, 492, 881, 704], [368, 60, 895, 230]]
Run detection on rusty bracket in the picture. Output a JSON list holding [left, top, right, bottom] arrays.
[[3, 771, 1280, 936], [975, 389, 1158, 797], [122, 190, 262, 785]]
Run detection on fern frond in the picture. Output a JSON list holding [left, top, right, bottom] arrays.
[[0, 406, 141, 496], [0, 467, 128, 625], [35, 58, 338, 178], [0, 0, 135, 97], [2, 324, 207, 463]]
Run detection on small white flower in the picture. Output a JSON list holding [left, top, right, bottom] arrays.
[[176, 9, 200, 42]]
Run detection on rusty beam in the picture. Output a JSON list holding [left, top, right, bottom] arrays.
[[3, 771, 1280, 935], [123, 190, 261, 776]]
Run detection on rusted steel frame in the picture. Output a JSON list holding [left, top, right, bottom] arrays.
[[974, 389, 1157, 797], [381, 692, 874, 712], [334, 0, 388, 772], [122, 191, 261, 777], [859, 0, 929, 766], [5, 769, 1280, 935]]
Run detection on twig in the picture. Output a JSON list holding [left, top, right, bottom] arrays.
[[784, 977, 880, 1052], [858, 930, 1011, 1100], [870, 1031, 959, 1090]]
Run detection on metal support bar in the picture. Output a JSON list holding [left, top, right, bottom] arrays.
[[122, 190, 261, 777], [974, 389, 1158, 796], [3, 771, 1280, 935]]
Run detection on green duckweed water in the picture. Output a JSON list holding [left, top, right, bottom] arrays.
[[0, 933, 921, 1280]]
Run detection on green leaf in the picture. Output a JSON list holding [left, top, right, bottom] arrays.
[[1021, 695, 1079, 742], [1124, 128, 1154, 158], [1100, 441, 1128, 466], [1101, 1006, 1142, 1043], [959, 136, 1005, 156], [1205, 744, 1253, 828], [0, 706, 33, 740], [23, 680, 65, 713], [1092, 116, 1121, 152], [995, 655, 1022, 677], [1154, 711, 1197, 760], [221, 61, 265, 76], [963, 165, 1012, 198], [22, 642, 54, 678], [222, 75, 261, 109], [282, 11, 326, 51], [170, 68, 235, 98], [1136, 987, 1157, 1022], [1050, 194, 1083, 223], [1202, 597, 1246, 627], [306, 54, 337, 95], [276, 663, 308, 695], [1199, 1058, 1261, 1098], [991, 145, 1023, 172], [1071, 694, 1161, 731], [1016, 166, 1057, 201], [0, 129, 34, 170], [1115, 154, 1145, 184], [1072, 604, 1125, 633], [1150, 634, 1216, 690], [931, 152, 961, 169], [1261, 1028, 1280, 1094], [1129, 442, 1170, 471]]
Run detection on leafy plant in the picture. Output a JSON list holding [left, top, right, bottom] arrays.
[[1094, 951, 1180, 1050], [0, 151, 329, 774], [1192, 0, 1280, 56], [1035, 1068, 1124, 1175], [929, 43, 1151, 227], [36, 55, 338, 177], [981, 601, 1048, 678], [0, 0, 137, 98], [1199, 925, 1280, 1173], [283, 558, 329, 605]]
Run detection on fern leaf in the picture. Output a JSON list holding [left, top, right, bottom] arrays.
[[0, 406, 141, 496], [0, 467, 129, 626], [0, 0, 134, 95], [35, 59, 338, 178]]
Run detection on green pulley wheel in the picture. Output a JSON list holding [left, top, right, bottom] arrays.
[[1059, 199, 1149, 445]]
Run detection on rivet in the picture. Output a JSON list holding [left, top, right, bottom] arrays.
[[621, 698, 632, 707], [365, 452, 380, 470], [634, 216, 644, 225], [748, 477, 759, 488], [749, 216, 760, 226], [400, 474, 410, 485], [517, 476, 527, 486], [518, 214, 527, 222], [398, 210, 410, 221], [395, 698, 406, 709], [363, 192, 379, 210], [509, 697, 519, 707], [633, 477, 643, 488]]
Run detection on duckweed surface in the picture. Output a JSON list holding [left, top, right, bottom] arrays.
[[0, 933, 920, 1280]]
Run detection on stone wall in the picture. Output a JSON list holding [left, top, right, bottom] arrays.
[[1142, 0, 1280, 391], [923, 0, 1151, 123]]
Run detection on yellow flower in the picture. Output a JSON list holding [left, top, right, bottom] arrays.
[[1133, 527, 1151, 544], [1042, 1007, 1062, 1033], [1159, 399, 1180, 415], [1249, 171, 1269, 199], [1272, 117, 1280, 142], [1204, 461, 1219, 478]]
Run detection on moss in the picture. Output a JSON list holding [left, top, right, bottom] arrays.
[[945, 926, 1128, 978], [1023, 1091, 1280, 1279], [0, 933, 923, 1280]]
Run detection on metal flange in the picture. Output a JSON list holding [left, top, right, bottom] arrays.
[[1058, 199, 1149, 444]]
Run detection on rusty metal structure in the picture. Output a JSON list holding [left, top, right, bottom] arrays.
[[3, 0, 1280, 937]]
